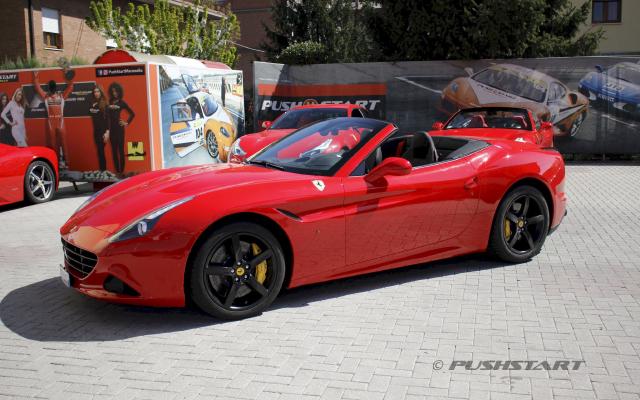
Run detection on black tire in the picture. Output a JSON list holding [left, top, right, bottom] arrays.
[[206, 130, 219, 160], [189, 222, 286, 320], [488, 185, 550, 263], [24, 161, 56, 204]]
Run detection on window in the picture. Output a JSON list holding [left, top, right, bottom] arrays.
[[42, 7, 62, 48], [593, 0, 621, 23]]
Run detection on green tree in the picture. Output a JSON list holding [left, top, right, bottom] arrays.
[[263, 0, 378, 64], [86, 0, 241, 66], [369, 0, 603, 61]]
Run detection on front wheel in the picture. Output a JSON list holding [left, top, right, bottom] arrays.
[[24, 161, 55, 204], [189, 222, 286, 320], [569, 112, 586, 137], [205, 130, 219, 160], [488, 186, 550, 263]]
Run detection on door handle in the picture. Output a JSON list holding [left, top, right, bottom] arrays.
[[464, 176, 478, 190]]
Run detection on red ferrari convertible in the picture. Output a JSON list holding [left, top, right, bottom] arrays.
[[228, 103, 367, 163], [431, 106, 555, 148], [60, 118, 566, 320], [0, 144, 59, 206]]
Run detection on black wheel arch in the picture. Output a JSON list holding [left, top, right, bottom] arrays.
[[184, 212, 294, 303]]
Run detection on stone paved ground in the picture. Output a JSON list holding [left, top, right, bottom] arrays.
[[1, 165, 639, 400]]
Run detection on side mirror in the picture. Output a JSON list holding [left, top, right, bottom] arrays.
[[431, 121, 444, 130], [261, 120, 272, 130], [464, 67, 474, 76], [365, 157, 412, 184], [541, 121, 553, 130], [595, 65, 603, 73]]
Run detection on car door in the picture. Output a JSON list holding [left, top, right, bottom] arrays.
[[341, 154, 479, 269]]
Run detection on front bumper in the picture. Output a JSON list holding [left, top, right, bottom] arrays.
[[60, 227, 193, 307]]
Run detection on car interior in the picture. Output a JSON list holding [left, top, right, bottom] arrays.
[[352, 131, 489, 176]]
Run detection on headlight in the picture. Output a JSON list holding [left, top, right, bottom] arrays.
[[229, 139, 246, 157], [108, 196, 194, 243], [220, 126, 231, 138]]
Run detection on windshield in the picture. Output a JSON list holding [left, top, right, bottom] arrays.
[[446, 108, 532, 130], [473, 67, 548, 103], [251, 118, 388, 176], [202, 95, 219, 117], [270, 108, 349, 129], [609, 65, 640, 85]]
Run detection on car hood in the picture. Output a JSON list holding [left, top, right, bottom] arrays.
[[467, 78, 541, 105], [61, 163, 296, 235], [239, 129, 295, 156]]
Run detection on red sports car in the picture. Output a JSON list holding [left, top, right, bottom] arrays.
[[0, 144, 59, 206], [60, 118, 566, 320], [431, 107, 555, 148], [228, 104, 367, 163]]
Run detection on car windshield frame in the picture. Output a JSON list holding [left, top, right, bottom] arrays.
[[473, 68, 548, 103], [250, 117, 389, 176], [445, 108, 532, 131], [270, 107, 349, 129]]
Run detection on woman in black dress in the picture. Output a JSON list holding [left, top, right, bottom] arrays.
[[89, 85, 109, 171], [0, 93, 15, 146], [107, 82, 135, 175]]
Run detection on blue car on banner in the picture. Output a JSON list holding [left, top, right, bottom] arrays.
[[579, 62, 640, 118]]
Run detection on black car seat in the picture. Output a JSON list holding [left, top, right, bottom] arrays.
[[403, 131, 438, 167]]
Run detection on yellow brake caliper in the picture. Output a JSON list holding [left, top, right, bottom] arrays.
[[251, 243, 267, 284], [504, 218, 512, 240]]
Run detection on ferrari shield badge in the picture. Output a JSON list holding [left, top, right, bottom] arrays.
[[312, 180, 325, 191]]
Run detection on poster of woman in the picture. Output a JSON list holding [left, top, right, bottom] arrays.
[[1, 88, 28, 147], [0, 92, 15, 146], [88, 85, 109, 172], [107, 82, 135, 176]]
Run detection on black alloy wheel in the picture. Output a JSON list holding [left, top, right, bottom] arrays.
[[489, 185, 550, 263], [190, 222, 285, 320]]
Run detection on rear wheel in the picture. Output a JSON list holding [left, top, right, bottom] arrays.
[[488, 186, 550, 263], [189, 222, 286, 320], [24, 161, 55, 204]]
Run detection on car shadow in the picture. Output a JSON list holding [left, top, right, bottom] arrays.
[[0, 255, 508, 342], [0, 182, 94, 213]]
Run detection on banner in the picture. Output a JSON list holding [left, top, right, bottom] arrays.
[[254, 58, 640, 154], [158, 65, 244, 167], [0, 64, 151, 181]]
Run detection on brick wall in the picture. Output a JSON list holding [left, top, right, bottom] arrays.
[[0, 0, 30, 61]]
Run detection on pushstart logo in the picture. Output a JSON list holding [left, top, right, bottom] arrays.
[[260, 99, 382, 112]]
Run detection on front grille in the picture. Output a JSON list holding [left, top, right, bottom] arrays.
[[61, 239, 98, 278]]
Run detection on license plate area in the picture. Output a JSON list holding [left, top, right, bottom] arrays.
[[60, 264, 72, 288]]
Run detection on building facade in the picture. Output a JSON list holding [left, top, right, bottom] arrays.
[[572, 0, 640, 54], [0, 0, 226, 66]]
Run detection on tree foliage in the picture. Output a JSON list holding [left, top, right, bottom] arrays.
[[264, 0, 604, 64], [276, 41, 330, 65], [369, 0, 604, 61], [86, 0, 240, 66], [263, 0, 378, 64]]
